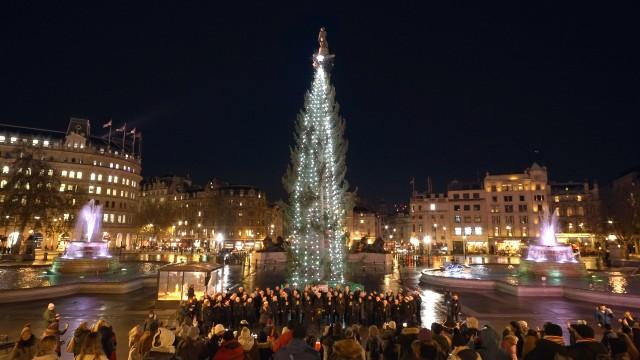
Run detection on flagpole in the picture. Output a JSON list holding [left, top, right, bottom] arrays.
[[122, 124, 126, 154], [108, 126, 112, 152], [132, 132, 136, 157]]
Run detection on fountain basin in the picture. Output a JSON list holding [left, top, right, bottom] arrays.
[[520, 244, 586, 277], [51, 241, 120, 273]]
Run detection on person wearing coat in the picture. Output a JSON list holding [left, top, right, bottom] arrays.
[[274, 326, 320, 360], [43, 304, 57, 328], [176, 326, 206, 360], [213, 331, 245, 360], [238, 327, 259, 360], [33, 335, 59, 360], [10, 325, 39, 360], [332, 328, 365, 360]]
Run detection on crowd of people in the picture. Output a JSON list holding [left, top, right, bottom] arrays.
[[7, 285, 640, 360]]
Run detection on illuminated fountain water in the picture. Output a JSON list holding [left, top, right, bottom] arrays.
[[51, 200, 119, 273], [519, 214, 586, 277]]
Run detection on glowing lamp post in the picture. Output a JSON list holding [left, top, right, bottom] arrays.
[[215, 233, 224, 253], [423, 235, 432, 266]]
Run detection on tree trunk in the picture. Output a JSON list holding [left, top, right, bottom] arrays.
[[13, 219, 29, 255]]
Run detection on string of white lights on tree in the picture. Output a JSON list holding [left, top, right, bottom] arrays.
[[284, 28, 348, 285]]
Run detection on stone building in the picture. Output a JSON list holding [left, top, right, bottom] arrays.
[[0, 118, 142, 249], [140, 176, 282, 250], [550, 181, 602, 249]]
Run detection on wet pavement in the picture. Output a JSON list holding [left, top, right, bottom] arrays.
[[0, 264, 632, 360]]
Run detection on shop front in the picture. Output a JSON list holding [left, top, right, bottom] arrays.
[[495, 239, 523, 256]]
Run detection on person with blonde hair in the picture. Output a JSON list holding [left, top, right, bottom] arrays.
[[76, 332, 108, 360], [10, 325, 39, 360], [365, 326, 382, 360], [237, 327, 258, 360], [501, 334, 518, 360], [34, 336, 59, 360]]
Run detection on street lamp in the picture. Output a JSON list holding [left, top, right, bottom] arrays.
[[423, 235, 432, 266], [215, 233, 224, 253]]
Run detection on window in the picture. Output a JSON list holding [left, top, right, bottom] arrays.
[[473, 204, 481, 211], [567, 207, 574, 216], [521, 227, 528, 236], [535, 184, 541, 191], [491, 216, 500, 225], [504, 195, 513, 202], [463, 205, 470, 211], [90, 173, 96, 181], [490, 185, 497, 192], [43, 140, 49, 147], [103, 214, 109, 222], [474, 216, 482, 223], [493, 227, 500, 236], [88, 186, 94, 194], [0, 180, 6, 188], [0, 136, 4, 143], [429, 203, 436, 211], [492, 196, 498, 202], [577, 207, 584, 216], [76, 172, 82, 179], [518, 204, 528, 212], [108, 175, 113, 183], [454, 227, 462, 236], [474, 227, 482, 235], [2, 166, 8, 174], [519, 195, 525, 201], [505, 216, 514, 224], [464, 227, 472, 235], [454, 215, 462, 223], [473, 193, 479, 199], [520, 216, 528, 224], [61, 170, 68, 177], [96, 187, 102, 195], [98, 174, 103, 181], [418, 205, 422, 211], [453, 205, 461, 211], [453, 194, 460, 200], [464, 216, 471, 223], [463, 193, 470, 199], [505, 205, 514, 213], [577, 195, 582, 202], [59, 183, 66, 192], [534, 195, 544, 202], [114, 176, 118, 183]]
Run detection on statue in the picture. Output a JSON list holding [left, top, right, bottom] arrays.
[[318, 27, 329, 55]]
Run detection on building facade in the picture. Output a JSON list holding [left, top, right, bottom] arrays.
[[0, 118, 142, 249], [140, 176, 283, 250], [550, 181, 602, 249]]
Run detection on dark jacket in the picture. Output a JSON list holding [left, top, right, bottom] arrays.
[[274, 339, 319, 360], [523, 339, 568, 360], [397, 327, 419, 360], [213, 340, 244, 360], [566, 340, 609, 360], [256, 341, 273, 360]]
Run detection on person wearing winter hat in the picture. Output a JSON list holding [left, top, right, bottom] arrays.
[[10, 325, 39, 360], [213, 331, 244, 360], [411, 328, 443, 360], [43, 303, 56, 327], [237, 327, 258, 360]]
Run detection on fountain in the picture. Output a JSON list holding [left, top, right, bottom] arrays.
[[519, 215, 586, 277], [51, 200, 120, 273]]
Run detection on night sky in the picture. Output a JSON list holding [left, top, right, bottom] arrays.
[[1, 3, 638, 205]]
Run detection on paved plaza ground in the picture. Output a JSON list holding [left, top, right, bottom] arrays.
[[0, 265, 632, 360]]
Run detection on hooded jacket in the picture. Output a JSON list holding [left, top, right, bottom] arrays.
[[523, 338, 568, 360], [397, 327, 419, 360], [333, 338, 365, 360], [213, 340, 244, 360], [274, 339, 320, 360]]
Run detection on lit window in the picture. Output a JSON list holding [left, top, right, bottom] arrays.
[[96, 187, 102, 195], [464, 227, 472, 235], [106, 189, 111, 195], [554, 196, 560, 203], [61, 170, 67, 177], [90, 173, 96, 181], [88, 186, 95, 194], [454, 227, 462, 236], [97, 174, 103, 181], [108, 175, 113, 183], [76, 172, 82, 179], [109, 163, 113, 168], [10, 137, 17, 144], [69, 171, 75, 179], [0, 136, 5, 143], [430, 203, 436, 211], [2, 166, 9, 174], [474, 227, 482, 235], [0, 180, 6, 188], [576, 195, 582, 202], [43, 140, 49, 147], [359, 219, 364, 224], [59, 184, 66, 192], [103, 214, 109, 222], [115, 164, 120, 169], [109, 214, 114, 222], [114, 176, 118, 183], [32, 139, 39, 146]]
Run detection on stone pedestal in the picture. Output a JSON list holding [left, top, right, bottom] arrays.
[[253, 251, 287, 264], [347, 252, 393, 264]]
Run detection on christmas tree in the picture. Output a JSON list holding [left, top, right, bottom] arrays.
[[284, 28, 348, 285]]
